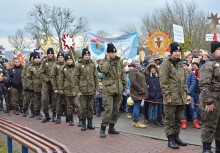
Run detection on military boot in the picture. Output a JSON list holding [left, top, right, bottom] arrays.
[[36, 111, 42, 120], [108, 123, 119, 134], [56, 116, 61, 124], [87, 118, 95, 130], [174, 133, 187, 146], [167, 134, 179, 149], [78, 116, 82, 127], [66, 114, 70, 122], [100, 125, 106, 138], [30, 111, 35, 118], [81, 118, 86, 131], [216, 140, 220, 153], [69, 115, 74, 126], [0, 100, 3, 111], [14, 107, 20, 115], [202, 143, 213, 153], [51, 112, 56, 122], [41, 113, 51, 123], [22, 108, 27, 117]]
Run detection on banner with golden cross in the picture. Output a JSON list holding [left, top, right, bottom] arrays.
[[146, 29, 172, 55]]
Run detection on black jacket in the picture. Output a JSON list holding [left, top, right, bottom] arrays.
[[146, 74, 163, 102], [11, 66, 23, 90]]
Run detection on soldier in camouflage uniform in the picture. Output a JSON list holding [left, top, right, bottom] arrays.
[[39, 48, 56, 123], [10, 58, 23, 115], [199, 41, 220, 153], [58, 53, 78, 126], [22, 52, 35, 117], [98, 43, 129, 138], [73, 48, 98, 131], [26, 53, 42, 120], [0, 62, 9, 111], [2, 58, 11, 113], [51, 52, 65, 124], [159, 42, 188, 149]]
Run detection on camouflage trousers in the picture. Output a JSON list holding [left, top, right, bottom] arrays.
[[163, 105, 185, 136], [101, 94, 122, 127], [33, 92, 41, 112], [41, 87, 55, 114], [65, 96, 79, 116], [23, 90, 34, 112], [201, 110, 220, 143], [55, 93, 63, 116], [11, 87, 23, 109], [79, 95, 94, 119]]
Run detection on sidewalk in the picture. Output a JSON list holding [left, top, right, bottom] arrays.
[[0, 112, 202, 153]]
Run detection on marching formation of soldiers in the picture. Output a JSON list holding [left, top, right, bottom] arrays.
[[1, 43, 127, 139]]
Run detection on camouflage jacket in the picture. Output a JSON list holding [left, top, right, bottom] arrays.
[[159, 56, 188, 105], [58, 64, 76, 97], [21, 62, 31, 89], [199, 53, 220, 111], [50, 61, 65, 91], [26, 62, 42, 92], [39, 57, 55, 89], [0, 64, 9, 87], [73, 59, 98, 95], [98, 56, 128, 95]]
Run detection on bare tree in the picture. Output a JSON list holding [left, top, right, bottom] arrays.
[[50, 6, 88, 49], [120, 22, 148, 52], [28, 4, 51, 37], [121, 0, 218, 51], [8, 29, 33, 50], [27, 4, 89, 50], [96, 30, 110, 38]]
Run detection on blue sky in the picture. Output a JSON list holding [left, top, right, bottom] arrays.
[[0, 0, 219, 50]]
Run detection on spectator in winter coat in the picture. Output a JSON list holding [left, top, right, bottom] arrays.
[[146, 63, 163, 128], [129, 58, 148, 128], [181, 60, 200, 129], [191, 62, 202, 125]]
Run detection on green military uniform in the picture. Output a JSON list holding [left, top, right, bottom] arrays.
[[58, 58, 78, 126], [26, 61, 42, 119], [39, 57, 56, 115], [51, 60, 65, 119], [73, 59, 98, 120], [99, 56, 128, 127], [159, 55, 187, 136], [199, 53, 220, 147], [22, 62, 34, 116]]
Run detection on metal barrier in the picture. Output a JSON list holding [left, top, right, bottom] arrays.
[[0, 118, 71, 153]]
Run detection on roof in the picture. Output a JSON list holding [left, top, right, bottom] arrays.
[[0, 45, 5, 50]]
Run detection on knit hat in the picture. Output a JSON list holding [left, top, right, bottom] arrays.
[[211, 41, 220, 53], [107, 43, 117, 53], [64, 53, 73, 61], [33, 53, 40, 60], [29, 52, 36, 61], [2, 58, 8, 63], [170, 42, 181, 54], [132, 58, 140, 63], [82, 48, 90, 57], [192, 62, 199, 68], [182, 60, 189, 67], [47, 48, 54, 54], [57, 52, 64, 58]]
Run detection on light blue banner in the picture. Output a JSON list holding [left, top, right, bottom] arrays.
[[88, 32, 138, 60]]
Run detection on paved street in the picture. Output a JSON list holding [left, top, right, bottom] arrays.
[[0, 111, 205, 153]]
